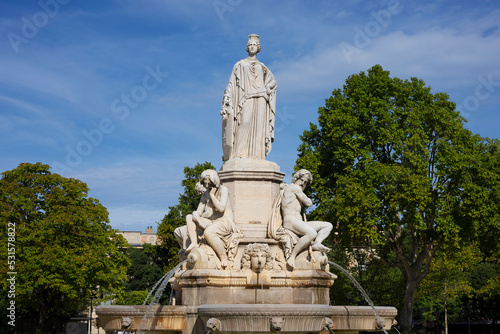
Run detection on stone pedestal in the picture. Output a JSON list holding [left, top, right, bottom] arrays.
[[219, 158, 285, 238], [175, 268, 336, 307]]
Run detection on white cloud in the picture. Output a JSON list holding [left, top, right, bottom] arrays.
[[0, 58, 77, 103], [270, 9, 500, 104], [0, 95, 44, 114]]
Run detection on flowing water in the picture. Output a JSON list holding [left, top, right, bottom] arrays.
[[256, 261, 265, 304], [137, 260, 187, 333], [261, 276, 264, 304], [328, 261, 389, 334]]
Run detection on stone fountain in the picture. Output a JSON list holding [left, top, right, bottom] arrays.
[[96, 34, 397, 334]]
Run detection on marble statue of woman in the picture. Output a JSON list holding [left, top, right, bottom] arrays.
[[174, 181, 206, 251], [220, 34, 277, 160], [185, 169, 242, 268]]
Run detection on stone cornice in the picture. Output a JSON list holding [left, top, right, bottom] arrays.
[[175, 268, 336, 288], [331, 305, 398, 317], [96, 305, 186, 317], [219, 169, 285, 182], [198, 304, 334, 317]]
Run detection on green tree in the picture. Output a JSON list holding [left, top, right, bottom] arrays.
[[0, 163, 130, 333], [327, 246, 405, 310], [296, 65, 500, 334], [157, 162, 215, 271], [464, 260, 500, 321], [114, 244, 167, 306], [354, 250, 406, 309], [115, 290, 150, 305], [415, 244, 480, 334], [124, 244, 163, 292]]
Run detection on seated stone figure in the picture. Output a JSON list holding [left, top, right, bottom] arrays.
[[268, 169, 332, 268], [174, 182, 206, 251], [185, 169, 242, 268]]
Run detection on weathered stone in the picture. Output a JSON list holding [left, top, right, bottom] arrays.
[[96, 305, 398, 333], [220, 34, 277, 161], [219, 158, 285, 237]]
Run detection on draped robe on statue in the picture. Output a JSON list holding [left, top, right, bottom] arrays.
[[222, 58, 277, 160]]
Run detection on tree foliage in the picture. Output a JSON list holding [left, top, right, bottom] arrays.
[[464, 260, 500, 321], [124, 244, 163, 292], [296, 65, 500, 333], [115, 290, 150, 306], [157, 162, 215, 271], [415, 246, 500, 332], [414, 244, 480, 331], [0, 163, 130, 333], [328, 246, 405, 309], [114, 243, 167, 306]]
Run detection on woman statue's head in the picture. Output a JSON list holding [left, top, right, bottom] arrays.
[[200, 169, 220, 189], [246, 33, 261, 54]]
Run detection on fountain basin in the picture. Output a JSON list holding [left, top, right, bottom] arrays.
[[96, 305, 186, 333], [198, 304, 334, 333], [96, 304, 397, 333], [331, 306, 398, 333]]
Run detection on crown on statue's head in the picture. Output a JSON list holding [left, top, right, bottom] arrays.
[[247, 34, 260, 45]]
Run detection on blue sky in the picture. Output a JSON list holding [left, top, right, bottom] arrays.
[[1, 0, 499, 232]]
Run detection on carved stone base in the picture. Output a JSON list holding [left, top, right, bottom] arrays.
[[95, 304, 397, 333], [186, 242, 328, 272], [219, 158, 285, 237], [96, 305, 186, 332], [174, 267, 336, 306], [198, 304, 334, 333]]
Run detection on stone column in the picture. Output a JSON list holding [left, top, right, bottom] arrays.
[[219, 158, 285, 239]]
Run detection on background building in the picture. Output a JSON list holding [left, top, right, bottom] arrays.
[[118, 226, 159, 248]]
